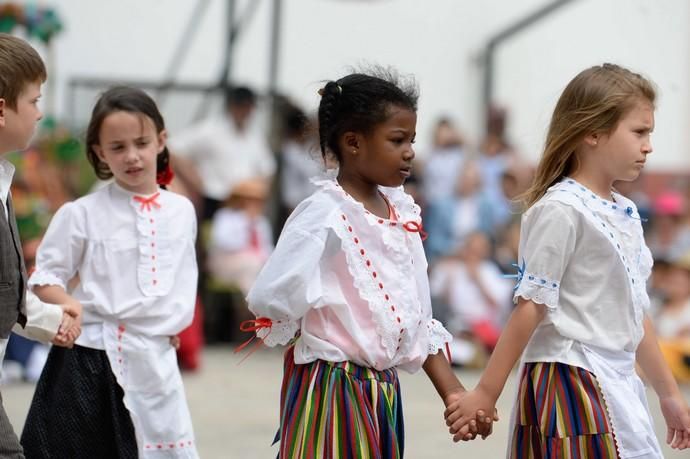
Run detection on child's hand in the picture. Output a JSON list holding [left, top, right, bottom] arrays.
[[170, 335, 181, 350], [443, 388, 477, 441], [53, 300, 83, 347], [444, 386, 497, 442], [61, 299, 83, 324], [660, 394, 690, 449], [52, 312, 81, 347], [475, 407, 499, 439]]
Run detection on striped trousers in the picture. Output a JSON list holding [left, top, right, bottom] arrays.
[[276, 346, 404, 459]]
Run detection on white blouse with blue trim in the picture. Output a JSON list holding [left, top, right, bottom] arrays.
[[513, 177, 653, 367]]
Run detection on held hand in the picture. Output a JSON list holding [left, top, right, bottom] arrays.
[[444, 386, 497, 442], [52, 312, 81, 347], [660, 395, 690, 450], [443, 388, 477, 441], [61, 299, 83, 326], [475, 408, 500, 439]]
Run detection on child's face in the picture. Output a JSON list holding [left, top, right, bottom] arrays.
[[591, 99, 654, 183], [0, 81, 43, 153], [350, 106, 416, 188], [665, 266, 690, 301], [93, 111, 166, 195]]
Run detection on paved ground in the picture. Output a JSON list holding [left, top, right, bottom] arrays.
[[3, 347, 689, 458]]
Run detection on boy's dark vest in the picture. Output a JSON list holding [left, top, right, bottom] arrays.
[[0, 195, 26, 339]]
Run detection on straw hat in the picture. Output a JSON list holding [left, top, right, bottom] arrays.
[[229, 178, 269, 200]]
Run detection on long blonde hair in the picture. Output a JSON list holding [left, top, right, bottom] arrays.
[[522, 63, 656, 208]]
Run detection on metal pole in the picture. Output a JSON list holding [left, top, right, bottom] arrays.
[[267, 0, 283, 147], [481, 0, 577, 128], [157, 0, 211, 104]]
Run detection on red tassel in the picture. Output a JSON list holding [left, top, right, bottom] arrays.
[[235, 317, 273, 364]]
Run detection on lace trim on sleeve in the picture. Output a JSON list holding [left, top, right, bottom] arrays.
[[513, 272, 560, 310], [426, 318, 453, 356], [258, 318, 300, 347]]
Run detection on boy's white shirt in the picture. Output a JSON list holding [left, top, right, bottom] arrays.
[[0, 157, 61, 366]]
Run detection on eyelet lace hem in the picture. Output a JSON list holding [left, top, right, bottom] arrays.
[[426, 319, 453, 356]]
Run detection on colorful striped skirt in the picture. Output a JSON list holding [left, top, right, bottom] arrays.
[[509, 362, 619, 458], [275, 346, 404, 459]]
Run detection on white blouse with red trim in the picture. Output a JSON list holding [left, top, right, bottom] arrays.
[[247, 171, 451, 373], [28, 181, 198, 345]]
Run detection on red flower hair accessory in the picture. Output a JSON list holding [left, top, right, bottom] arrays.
[[156, 164, 175, 186]]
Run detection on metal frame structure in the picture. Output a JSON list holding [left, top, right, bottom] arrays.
[[480, 0, 577, 129]]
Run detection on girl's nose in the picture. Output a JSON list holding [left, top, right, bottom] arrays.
[[125, 147, 139, 162]]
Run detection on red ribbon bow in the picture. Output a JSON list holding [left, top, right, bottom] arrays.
[[403, 220, 428, 241], [157, 165, 175, 186], [235, 317, 273, 363], [133, 192, 161, 212]]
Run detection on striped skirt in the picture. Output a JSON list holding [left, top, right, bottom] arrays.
[[276, 346, 404, 459], [509, 362, 619, 458]]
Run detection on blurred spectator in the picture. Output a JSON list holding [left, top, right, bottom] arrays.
[[647, 191, 690, 261], [494, 216, 521, 275], [207, 178, 273, 296], [430, 232, 513, 366], [421, 117, 467, 205], [424, 161, 496, 261], [654, 250, 690, 383], [477, 106, 518, 225], [169, 85, 276, 221], [278, 104, 321, 216]]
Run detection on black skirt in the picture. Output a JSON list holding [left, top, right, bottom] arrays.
[[20, 345, 137, 459]]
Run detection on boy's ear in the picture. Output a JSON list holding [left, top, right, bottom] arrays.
[[157, 129, 168, 154], [0, 99, 5, 128]]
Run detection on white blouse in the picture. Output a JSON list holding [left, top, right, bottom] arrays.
[[247, 171, 451, 373], [29, 182, 198, 344], [514, 178, 653, 368]]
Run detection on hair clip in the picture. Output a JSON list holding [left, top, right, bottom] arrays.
[[317, 83, 343, 97]]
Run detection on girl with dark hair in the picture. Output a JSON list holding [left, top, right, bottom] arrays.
[[21, 87, 199, 458], [244, 70, 494, 458]]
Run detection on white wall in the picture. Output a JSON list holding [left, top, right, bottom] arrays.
[[28, 0, 690, 169]]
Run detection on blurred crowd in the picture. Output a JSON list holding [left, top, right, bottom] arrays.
[[3, 86, 690, 384]]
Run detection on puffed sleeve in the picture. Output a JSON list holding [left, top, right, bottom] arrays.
[[246, 227, 325, 346], [512, 201, 577, 310], [28, 202, 86, 290]]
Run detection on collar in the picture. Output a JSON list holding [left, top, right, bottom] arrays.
[[551, 177, 643, 221], [109, 181, 162, 213], [0, 158, 16, 205]]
